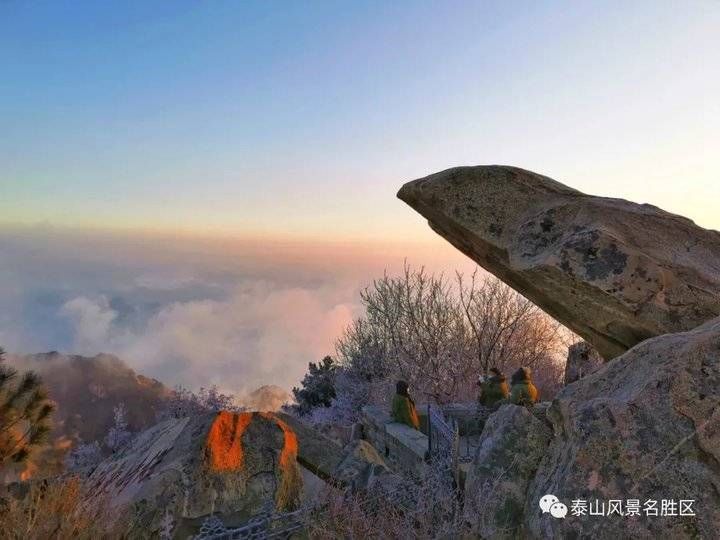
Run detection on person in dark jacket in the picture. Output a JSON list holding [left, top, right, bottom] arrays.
[[478, 367, 510, 407], [508, 367, 539, 406], [391, 380, 420, 429]]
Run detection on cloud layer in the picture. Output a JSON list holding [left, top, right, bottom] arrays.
[[59, 284, 356, 396], [0, 226, 474, 395]]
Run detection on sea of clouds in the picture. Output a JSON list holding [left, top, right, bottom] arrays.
[[0, 226, 474, 398]]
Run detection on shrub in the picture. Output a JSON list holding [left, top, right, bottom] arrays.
[[0, 476, 125, 539], [156, 384, 244, 421]]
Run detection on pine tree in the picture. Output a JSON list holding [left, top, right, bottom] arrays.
[[0, 347, 55, 469], [291, 356, 337, 415]]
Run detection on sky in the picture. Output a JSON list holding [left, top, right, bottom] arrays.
[[1, 1, 718, 395], [2, 1, 719, 239]]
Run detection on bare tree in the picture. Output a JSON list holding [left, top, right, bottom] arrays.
[[104, 402, 133, 452], [334, 264, 567, 406], [457, 269, 565, 375]]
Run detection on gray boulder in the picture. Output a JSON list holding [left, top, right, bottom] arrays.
[[528, 401, 552, 428], [564, 341, 604, 385], [86, 411, 303, 538], [464, 404, 552, 538], [334, 439, 391, 491], [275, 413, 345, 484], [398, 165, 720, 359], [526, 316, 720, 539]]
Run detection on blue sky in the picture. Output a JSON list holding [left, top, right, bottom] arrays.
[[2, 1, 719, 240]]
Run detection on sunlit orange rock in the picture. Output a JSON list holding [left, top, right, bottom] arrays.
[[260, 412, 301, 510], [86, 411, 304, 537], [205, 411, 254, 472]]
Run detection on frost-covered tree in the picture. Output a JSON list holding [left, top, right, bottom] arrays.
[[306, 369, 390, 425], [336, 265, 566, 403], [156, 385, 244, 421], [298, 265, 568, 421], [65, 440, 103, 471], [104, 402, 133, 452], [0, 347, 55, 469]]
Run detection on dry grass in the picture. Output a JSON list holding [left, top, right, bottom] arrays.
[[302, 466, 471, 540], [304, 488, 411, 540], [0, 476, 125, 540]]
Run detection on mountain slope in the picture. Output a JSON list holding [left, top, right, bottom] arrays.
[[8, 352, 171, 446]]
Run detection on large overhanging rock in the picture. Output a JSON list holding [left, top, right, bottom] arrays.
[[525, 316, 720, 538], [85, 411, 303, 538], [397, 165, 720, 359]]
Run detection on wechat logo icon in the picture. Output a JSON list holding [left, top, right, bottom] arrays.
[[539, 494, 568, 519]]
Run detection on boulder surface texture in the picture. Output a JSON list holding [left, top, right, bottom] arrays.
[[564, 341, 604, 385], [527, 316, 720, 539], [464, 404, 552, 539], [398, 165, 720, 359], [334, 439, 392, 491], [86, 411, 303, 538]]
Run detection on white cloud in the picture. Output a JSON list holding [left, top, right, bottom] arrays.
[[60, 283, 358, 396], [60, 296, 118, 354]]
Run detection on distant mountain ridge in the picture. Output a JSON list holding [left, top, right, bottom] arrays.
[[7, 352, 172, 446], [244, 384, 292, 412], [6, 352, 292, 448]]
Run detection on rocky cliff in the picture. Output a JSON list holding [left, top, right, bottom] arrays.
[[400, 165, 720, 538]]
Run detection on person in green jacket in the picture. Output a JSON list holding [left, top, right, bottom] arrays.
[[391, 380, 420, 429], [478, 367, 510, 407], [508, 367, 539, 406]]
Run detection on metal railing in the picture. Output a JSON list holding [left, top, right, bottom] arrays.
[[426, 404, 460, 487], [194, 507, 304, 540]]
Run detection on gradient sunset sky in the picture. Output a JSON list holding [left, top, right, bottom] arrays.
[[2, 1, 719, 242]]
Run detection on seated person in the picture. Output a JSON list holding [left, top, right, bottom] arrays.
[[478, 367, 509, 407], [508, 367, 539, 406], [391, 380, 420, 429]]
